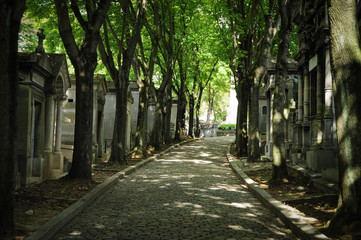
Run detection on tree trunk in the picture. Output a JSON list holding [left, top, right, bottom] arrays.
[[133, 0, 159, 152], [175, 64, 187, 141], [69, 65, 94, 178], [0, 1, 25, 237], [97, 0, 147, 163], [161, 1, 174, 144], [134, 82, 149, 155], [328, 0, 361, 232], [133, 58, 150, 156], [151, 90, 165, 149], [248, 11, 278, 162], [109, 71, 129, 164], [194, 86, 204, 138], [55, 0, 111, 179], [164, 78, 173, 143], [236, 78, 249, 157], [272, 0, 296, 180], [188, 95, 195, 137], [195, 106, 201, 137], [248, 82, 260, 162]]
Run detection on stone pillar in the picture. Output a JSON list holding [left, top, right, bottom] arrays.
[[44, 93, 55, 178], [54, 96, 65, 152], [266, 90, 271, 157], [316, 61, 323, 116], [302, 66, 311, 151], [269, 89, 274, 143], [323, 46, 333, 147], [44, 94, 55, 151], [52, 96, 65, 175], [97, 111, 104, 159], [311, 57, 324, 146], [291, 71, 304, 163], [266, 87, 274, 157], [92, 91, 98, 161], [303, 66, 310, 124], [297, 73, 303, 124], [126, 99, 132, 151]]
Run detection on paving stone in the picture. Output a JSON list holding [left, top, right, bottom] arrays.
[[53, 137, 298, 239]]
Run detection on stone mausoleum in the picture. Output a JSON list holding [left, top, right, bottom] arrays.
[[17, 30, 70, 186], [61, 75, 108, 163], [103, 81, 133, 152], [263, 59, 300, 159], [292, 0, 338, 182]]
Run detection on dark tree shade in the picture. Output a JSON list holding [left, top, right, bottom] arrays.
[[0, 0, 26, 237]]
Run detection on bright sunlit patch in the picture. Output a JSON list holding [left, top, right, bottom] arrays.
[[273, 146, 281, 166], [317, 128, 323, 144], [212, 175, 224, 178], [273, 111, 283, 123], [217, 202, 254, 209], [228, 225, 244, 231], [208, 184, 241, 192], [174, 202, 203, 209], [95, 223, 105, 229], [345, 167, 361, 186], [283, 108, 289, 120], [177, 181, 192, 185], [159, 159, 213, 164], [70, 230, 82, 236], [245, 213, 256, 217]]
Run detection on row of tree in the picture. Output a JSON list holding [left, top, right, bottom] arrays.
[[1, 0, 230, 236], [1, 0, 361, 237], [21, 0, 232, 177], [227, 0, 361, 232]]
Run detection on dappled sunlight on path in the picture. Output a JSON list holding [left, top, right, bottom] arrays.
[[54, 137, 297, 239]]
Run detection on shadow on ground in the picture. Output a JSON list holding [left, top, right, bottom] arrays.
[[53, 137, 297, 239]]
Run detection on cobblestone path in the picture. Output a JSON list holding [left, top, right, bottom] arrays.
[[54, 137, 297, 240]]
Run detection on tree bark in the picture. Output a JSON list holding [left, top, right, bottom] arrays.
[[248, 5, 278, 162], [227, 0, 256, 157], [55, 0, 111, 179], [236, 77, 250, 157], [328, 0, 361, 232], [133, 1, 160, 154], [98, 0, 147, 164], [188, 94, 195, 137], [151, 87, 166, 148], [164, 74, 173, 142], [158, 0, 174, 144], [195, 93, 202, 137], [0, 0, 25, 236], [248, 79, 260, 161], [272, 0, 296, 180], [175, 58, 187, 141], [110, 71, 129, 164], [132, 56, 150, 156]]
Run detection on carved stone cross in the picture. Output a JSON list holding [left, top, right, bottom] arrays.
[[36, 29, 45, 53]]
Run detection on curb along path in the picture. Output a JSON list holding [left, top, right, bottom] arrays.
[[53, 137, 297, 240], [227, 148, 329, 240]]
